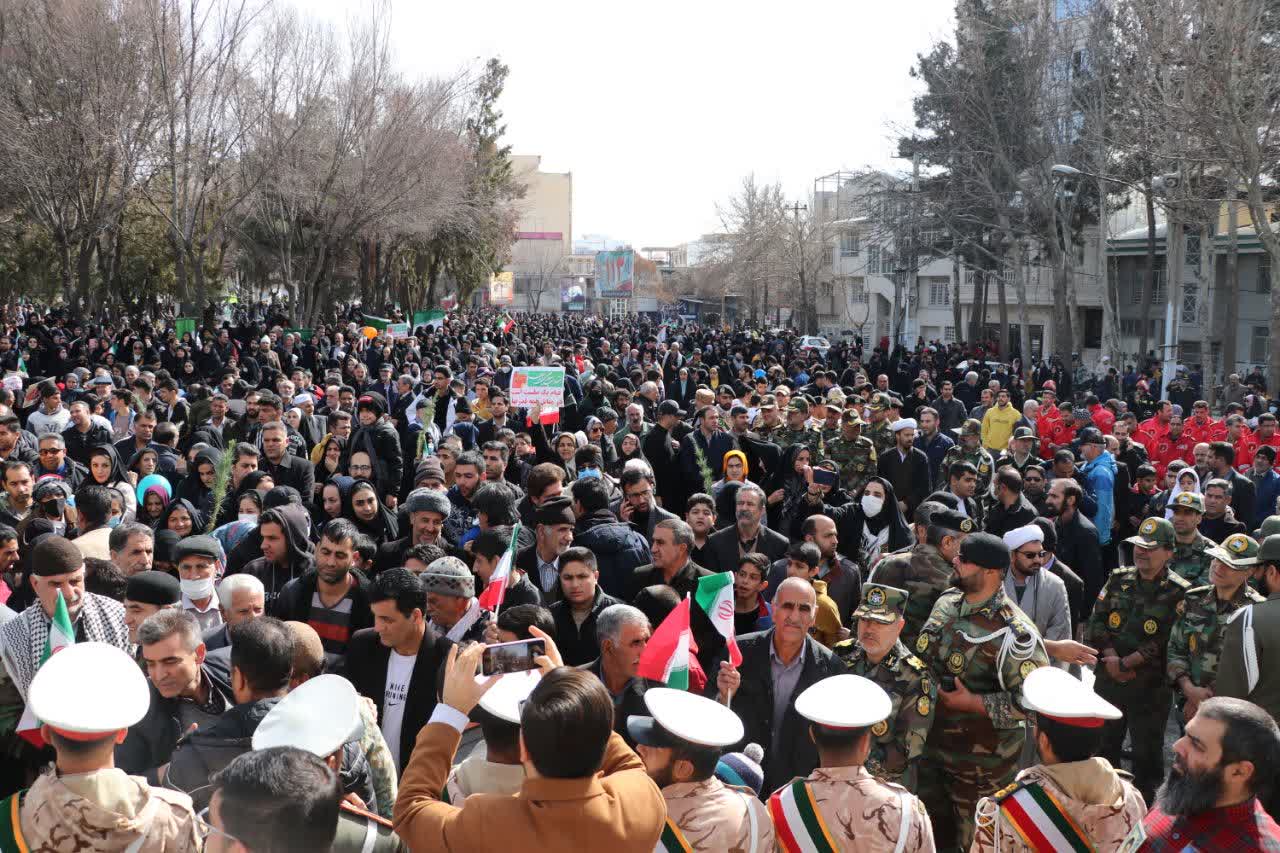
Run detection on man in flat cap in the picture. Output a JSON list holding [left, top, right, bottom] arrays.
[[2, 643, 202, 851], [1085, 516, 1191, 805], [832, 583, 936, 788], [867, 507, 972, 649], [123, 570, 181, 646], [174, 534, 223, 634], [768, 674, 934, 852], [970, 667, 1146, 852], [940, 419, 996, 496], [914, 532, 1050, 851], [516, 495, 576, 603], [422, 556, 488, 644]]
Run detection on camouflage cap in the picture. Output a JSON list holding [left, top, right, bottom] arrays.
[[759, 394, 778, 410], [789, 397, 810, 414], [853, 584, 909, 624], [1257, 515, 1280, 539], [1171, 491, 1206, 514], [957, 418, 983, 438], [1125, 516, 1176, 550], [1259, 534, 1280, 564], [869, 392, 893, 411], [840, 409, 865, 426], [1208, 533, 1260, 568], [827, 388, 847, 405]]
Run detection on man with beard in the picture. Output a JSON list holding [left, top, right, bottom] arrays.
[[970, 667, 1147, 853], [273, 519, 373, 658], [1130, 697, 1280, 850], [1046, 478, 1105, 609], [913, 532, 1049, 851], [1001, 525, 1072, 663], [704, 483, 788, 574], [939, 419, 995, 496], [1021, 464, 1051, 518], [1085, 516, 1191, 805], [867, 507, 970, 649], [831, 583, 936, 788]]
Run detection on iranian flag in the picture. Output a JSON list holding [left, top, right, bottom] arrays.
[[16, 589, 75, 747], [478, 523, 520, 611], [695, 572, 742, 667], [497, 314, 514, 334], [637, 596, 705, 691]]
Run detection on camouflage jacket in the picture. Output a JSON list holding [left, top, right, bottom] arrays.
[[824, 433, 878, 496], [775, 425, 824, 460], [916, 588, 1049, 774], [1086, 566, 1191, 690], [867, 421, 896, 460], [866, 544, 956, 650], [1169, 534, 1216, 586], [939, 444, 996, 494], [832, 638, 936, 788], [1167, 582, 1265, 691], [752, 418, 785, 443]]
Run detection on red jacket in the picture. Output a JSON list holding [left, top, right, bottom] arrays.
[[1150, 434, 1196, 480], [1089, 404, 1115, 435], [1135, 417, 1171, 453], [1182, 416, 1227, 445]]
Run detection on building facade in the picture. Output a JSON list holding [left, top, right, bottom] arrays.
[[507, 155, 572, 313]]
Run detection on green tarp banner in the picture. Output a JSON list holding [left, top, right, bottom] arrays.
[[286, 327, 314, 342], [175, 317, 197, 339], [362, 315, 391, 331]]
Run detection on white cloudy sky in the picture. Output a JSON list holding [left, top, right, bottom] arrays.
[[303, 0, 956, 247]]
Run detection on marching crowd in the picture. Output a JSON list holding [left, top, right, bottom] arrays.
[[0, 302, 1279, 851]]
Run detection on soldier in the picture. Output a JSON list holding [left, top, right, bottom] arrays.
[[1168, 491, 1215, 585], [824, 408, 878, 496], [1, 642, 202, 850], [752, 394, 784, 442], [832, 583, 936, 788], [994, 426, 1040, 478], [769, 674, 935, 852], [1167, 532, 1265, 722], [914, 532, 1050, 852], [971, 667, 1147, 852], [253, 673, 405, 851], [940, 419, 996, 495], [1085, 516, 1191, 804], [866, 392, 897, 460], [775, 398, 823, 460], [628, 688, 773, 852], [868, 507, 972, 649]]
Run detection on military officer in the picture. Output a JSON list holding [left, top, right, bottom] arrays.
[[1168, 491, 1215, 585], [628, 688, 773, 852], [914, 532, 1050, 852], [1167, 532, 1265, 722], [253, 673, 405, 851], [752, 394, 784, 441], [941, 419, 996, 495], [1085, 516, 1191, 804], [0, 642, 202, 851], [832, 583, 936, 788], [994, 426, 1040, 477], [866, 392, 898, 459], [776, 397, 823, 460], [825, 408, 878, 496], [868, 507, 973, 649], [819, 390, 846, 445], [971, 667, 1147, 852], [769, 674, 935, 852]]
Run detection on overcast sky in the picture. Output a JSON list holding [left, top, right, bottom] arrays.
[[305, 0, 955, 248]]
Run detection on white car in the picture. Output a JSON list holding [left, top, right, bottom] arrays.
[[798, 335, 831, 357]]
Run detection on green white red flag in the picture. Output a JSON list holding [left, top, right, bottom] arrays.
[[478, 523, 520, 611], [695, 572, 742, 666], [636, 596, 705, 691], [17, 589, 75, 747]]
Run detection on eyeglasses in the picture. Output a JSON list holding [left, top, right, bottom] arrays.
[[1017, 549, 1047, 559], [196, 806, 240, 846]]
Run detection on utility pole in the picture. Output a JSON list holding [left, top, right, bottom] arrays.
[[785, 201, 809, 332]]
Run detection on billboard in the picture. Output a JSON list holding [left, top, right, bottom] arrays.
[[561, 282, 587, 311], [594, 250, 634, 297], [489, 271, 514, 306]]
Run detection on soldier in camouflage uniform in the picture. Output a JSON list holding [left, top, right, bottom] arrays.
[[832, 583, 936, 789], [914, 532, 1050, 852], [1086, 516, 1191, 805], [1168, 532, 1265, 722], [774, 397, 823, 460], [868, 507, 972, 649], [866, 392, 897, 460], [939, 418, 996, 495], [824, 409, 878, 496], [818, 391, 844, 448], [751, 394, 784, 442], [1167, 491, 1215, 585]]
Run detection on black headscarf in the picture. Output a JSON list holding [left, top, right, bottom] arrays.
[[340, 477, 398, 544]]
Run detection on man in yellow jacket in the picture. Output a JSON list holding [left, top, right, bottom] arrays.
[[981, 389, 1020, 455]]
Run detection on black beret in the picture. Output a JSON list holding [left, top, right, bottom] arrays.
[[959, 532, 1011, 571], [154, 529, 181, 564], [125, 570, 181, 606], [357, 392, 387, 416], [931, 508, 973, 535], [31, 536, 84, 577], [172, 535, 220, 562], [533, 496, 576, 527]]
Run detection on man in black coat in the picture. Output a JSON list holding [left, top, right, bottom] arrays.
[[703, 483, 789, 573], [335, 568, 453, 771], [259, 421, 315, 508], [707, 577, 845, 795], [1046, 477, 1104, 613], [876, 418, 931, 519], [982, 467, 1039, 540], [642, 401, 685, 514], [347, 392, 404, 506], [1209, 441, 1256, 528]]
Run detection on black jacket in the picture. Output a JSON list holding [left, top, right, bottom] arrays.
[[549, 588, 621, 666], [577, 656, 651, 745], [115, 664, 235, 778], [60, 422, 113, 467], [707, 629, 845, 795], [1222, 468, 1256, 529], [608, 500, 679, 544], [982, 492, 1039, 540], [678, 429, 738, 497], [1056, 509, 1104, 607], [347, 418, 404, 499], [336, 626, 454, 771], [273, 569, 375, 657], [573, 509, 653, 599], [877, 446, 931, 519], [703, 524, 789, 574], [642, 424, 683, 513], [261, 451, 316, 508]]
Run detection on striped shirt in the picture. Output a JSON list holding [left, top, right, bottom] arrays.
[[309, 591, 355, 655]]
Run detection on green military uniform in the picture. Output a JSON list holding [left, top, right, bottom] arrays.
[[1085, 517, 1191, 804], [824, 410, 878, 496], [939, 419, 996, 494], [832, 584, 936, 789], [1167, 533, 1264, 715], [334, 802, 405, 852], [1168, 491, 1215, 586], [867, 536, 970, 650], [915, 581, 1049, 852], [775, 398, 824, 460]]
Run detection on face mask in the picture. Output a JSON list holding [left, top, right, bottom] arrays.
[[238, 513, 259, 525], [578, 467, 601, 480], [180, 576, 215, 600], [106, 516, 121, 529], [860, 495, 885, 517], [41, 500, 63, 518]]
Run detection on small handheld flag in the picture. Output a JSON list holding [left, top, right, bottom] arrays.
[[16, 589, 76, 747], [478, 523, 521, 612], [695, 572, 742, 667]]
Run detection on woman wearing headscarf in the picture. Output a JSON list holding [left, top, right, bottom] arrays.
[[608, 432, 646, 479], [85, 444, 137, 523], [765, 444, 815, 536], [341, 478, 399, 545], [176, 446, 222, 518], [311, 434, 346, 502], [711, 449, 758, 498], [583, 416, 617, 471]]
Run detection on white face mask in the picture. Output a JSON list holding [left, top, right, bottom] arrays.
[[238, 513, 259, 525], [860, 495, 885, 518], [180, 576, 215, 600]]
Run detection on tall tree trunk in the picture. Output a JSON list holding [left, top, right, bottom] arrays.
[[997, 257, 1009, 356], [952, 254, 963, 338], [1013, 241, 1032, 384], [1223, 197, 1240, 394], [1138, 185, 1156, 362]]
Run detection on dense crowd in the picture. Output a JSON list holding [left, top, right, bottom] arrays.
[[0, 302, 1278, 852]]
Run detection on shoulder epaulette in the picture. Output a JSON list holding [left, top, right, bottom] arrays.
[[1246, 588, 1267, 604], [1167, 572, 1192, 590], [340, 800, 394, 829], [1187, 584, 1213, 596], [905, 654, 926, 672], [1111, 566, 1137, 577], [991, 780, 1026, 803], [832, 638, 857, 653]]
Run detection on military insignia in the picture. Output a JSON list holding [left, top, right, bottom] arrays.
[[867, 587, 886, 607], [947, 651, 966, 673], [960, 518, 974, 533], [1108, 611, 1122, 629], [1228, 535, 1248, 553], [917, 695, 931, 715], [1189, 634, 1198, 653], [1144, 619, 1159, 635], [1176, 600, 1186, 616], [916, 635, 930, 653], [1020, 660, 1038, 679], [979, 463, 990, 473], [1140, 519, 1158, 536], [872, 720, 889, 737]]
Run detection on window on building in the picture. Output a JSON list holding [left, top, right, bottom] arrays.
[[929, 279, 950, 306], [867, 245, 881, 275], [1082, 309, 1103, 349], [849, 278, 869, 304], [944, 325, 956, 343], [1252, 326, 1270, 364], [1260, 254, 1271, 293], [1186, 234, 1201, 269], [1181, 283, 1198, 325], [840, 232, 860, 257]]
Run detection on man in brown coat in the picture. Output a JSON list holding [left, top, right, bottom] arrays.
[[393, 634, 667, 852]]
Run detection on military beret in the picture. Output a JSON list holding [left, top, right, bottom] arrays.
[[1257, 515, 1280, 539], [172, 535, 220, 563], [931, 508, 974, 535], [959, 531, 1011, 571], [124, 570, 181, 606]]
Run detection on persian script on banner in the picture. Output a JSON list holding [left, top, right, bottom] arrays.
[[509, 367, 565, 410]]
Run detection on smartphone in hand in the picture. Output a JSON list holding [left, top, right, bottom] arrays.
[[481, 638, 546, 676]]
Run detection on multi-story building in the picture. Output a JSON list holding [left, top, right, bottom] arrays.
[[507, 155, 572, 312]]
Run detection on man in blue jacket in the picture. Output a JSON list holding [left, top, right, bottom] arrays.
[[1079, 431, 1116, 547]]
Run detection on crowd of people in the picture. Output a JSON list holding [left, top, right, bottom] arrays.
[[0, 302, 1278, 851]]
